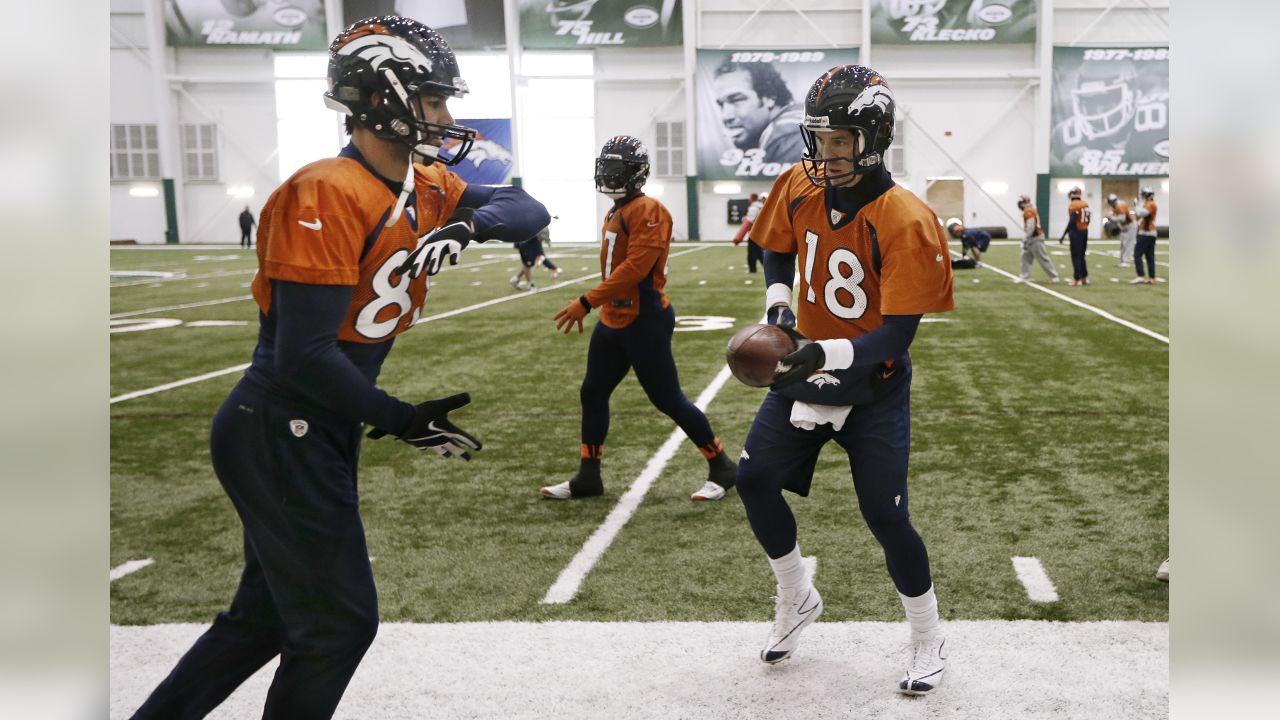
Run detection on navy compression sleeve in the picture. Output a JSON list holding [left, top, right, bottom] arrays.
[[458, 184, 551, 243], [272, 280, 414, 434], [763, 249, 796, 288], [849, 314, 922, 369]]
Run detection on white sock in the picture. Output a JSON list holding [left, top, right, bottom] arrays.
[[899, 585, 941, 641], [768, 545, 808, 590]]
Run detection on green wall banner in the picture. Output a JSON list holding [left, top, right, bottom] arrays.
[[165, 0, 328, 50], [696, 48, 859, 181], [869, 0, 1037, 44], [519, 0, 681, 48], [1050, 47, 1169, 176]]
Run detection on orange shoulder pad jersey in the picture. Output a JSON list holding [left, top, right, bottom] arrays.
[[1139, 200, 1158, 233], [251, 158, 466, 343], [754, 165, 954, 342], [1023, 206, 1043, 237], [1069, 198, 1091, 231], [585, 194, 673, 329]]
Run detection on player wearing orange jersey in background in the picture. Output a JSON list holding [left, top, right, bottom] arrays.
[[1131, 186, 1160, 284], [545, 135, 738, 502], [736, 65, 955, 695], [1061, 186, 1091, 285], [129, 17, 548, 720], [1106, 192, 1137, 267], [1017, 194, 1058, 283]]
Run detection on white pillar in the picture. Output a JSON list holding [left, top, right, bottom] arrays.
[[144, 0, 184, 242]]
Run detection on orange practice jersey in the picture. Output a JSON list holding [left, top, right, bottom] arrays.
[[1113, 200, 1134, 225], [754, 165, 954, 342], [1069, 199, 1091, 231], [1023, 206, 1044, 237], [251, 155, 466, 343], [585, 194, 673, 329], [1139, 200, 1158, 233]]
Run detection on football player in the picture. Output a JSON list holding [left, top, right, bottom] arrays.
[[944, 218, 989, 265], [1060, 186, 1091, 285], [733, 191, 767, 273], [1016, 195, 1059, 283], [1131, 186, 1159, 284], [739, 65, 954, 695], [1106, 192, 1137, 267], [545, 135, 738, 502], [510, 225, 561, 291], [129, 17, 549, 720]]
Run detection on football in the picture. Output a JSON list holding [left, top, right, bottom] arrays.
[[726, 324, 798, 387]]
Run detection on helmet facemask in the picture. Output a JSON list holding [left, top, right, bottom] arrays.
[[1071, 77, 1135, 140], [799, 66, 896, 189], [594, 156, 648, 198], [800, 124, 872, 189]]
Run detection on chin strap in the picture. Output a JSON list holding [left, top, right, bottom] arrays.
[[387, 160, 415, 227]]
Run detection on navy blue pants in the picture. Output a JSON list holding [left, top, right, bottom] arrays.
[[746, 239, 764, 273], [1068, 230, 1089, 281], [519, 238, 557, 270], [581, 304, 716, 451], [1135, 234, 1157, 279], [131, 381, 378, 720], [735, 372, 933, 597]]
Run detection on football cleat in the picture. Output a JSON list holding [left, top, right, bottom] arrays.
[[691, 480, 727, 501], [509, 275, 523, 290], [540, 469, 603, 500], [1156, 558, 1169, 582], [1129, 277, 1147, 285], [899, 635, 947, 695], [551, 268, 562, 280], [761, 581, 823, 663]]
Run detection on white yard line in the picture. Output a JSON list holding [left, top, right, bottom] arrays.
[[109, 246, 714, 404], [110, 295, 254, 319], [543, 363, 735, 605], [111, 620, 1167, 720], [1011, 556, 1060, 603], [1086, 248, 1171, 268], [110, 364, 251, 405], [112, 268, 259, 288], [964, 253, 1170, 344], [110, 559, 155, 582]]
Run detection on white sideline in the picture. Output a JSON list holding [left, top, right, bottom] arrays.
[[542, 364, 735, 605], [110, 559, 155, 582], [110, 620, 1167, 720], [963, 252, 1170, 344], [108, 246, 712, 404], [1011, 557, 1060, 603]]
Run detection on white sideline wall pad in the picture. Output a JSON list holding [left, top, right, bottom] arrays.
[[111, 620, 1167, 720]]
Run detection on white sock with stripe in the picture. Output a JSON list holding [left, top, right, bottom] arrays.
[[768, 544, 808, 590]]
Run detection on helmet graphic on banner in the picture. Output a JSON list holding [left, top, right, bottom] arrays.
[[1069, 61, 1137, 140]]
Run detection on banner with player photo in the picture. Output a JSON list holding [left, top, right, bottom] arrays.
[[446, 119, 515, 185], [519, 0, 681, 48], [869, 0, 1037, 44], [1050, 47, 1169, 176], [343, 0, 507, 51], [165, 0, 328, 50], [696, 48, 859, 181]]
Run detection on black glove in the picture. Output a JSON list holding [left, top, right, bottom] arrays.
[[771, 327, 823, 390], [366, 393, 482, 461], [766, 304, 796, 327]]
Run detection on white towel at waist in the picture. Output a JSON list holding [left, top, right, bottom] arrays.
[[790, 401, 853, 432]]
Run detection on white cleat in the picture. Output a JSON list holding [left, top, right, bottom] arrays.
[[539, 481, 573, 500], [691, 480, 727, 501], [899, 635, 947, 695], [1156, 558, 1169, 582], [761, 582, 823, 663]]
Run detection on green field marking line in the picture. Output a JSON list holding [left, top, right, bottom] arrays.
[[1011, 557, 1059, 603], [110, 295, 255, 319], [111, 620, 1167, 719], [960, 251, 1170, 344], [110, 559, 155, 582], [108, 246, 715, 404]]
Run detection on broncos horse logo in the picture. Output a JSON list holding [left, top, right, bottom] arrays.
[[334, 32, 433, 76], [806, 372, 842, 388], [847, 83, 894, 118]]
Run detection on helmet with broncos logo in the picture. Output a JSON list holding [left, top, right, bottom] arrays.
[[325, 16, 476, 166], [594, 135, 650, 198], [800, 65, 896, 188]]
